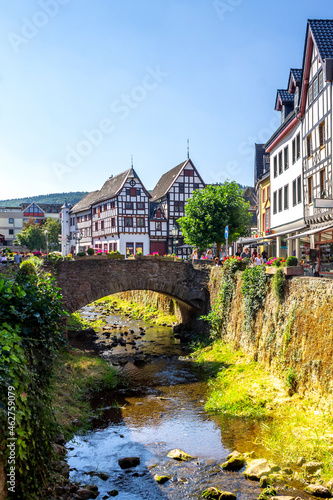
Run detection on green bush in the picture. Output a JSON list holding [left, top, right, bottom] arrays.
[[0, 270, 65, 498], [77, 251, 86, 257], [285, 256, 298, 267], [272, 268, 285, 302], [87, 247, 94, 255], [241, 265, 267, 331]]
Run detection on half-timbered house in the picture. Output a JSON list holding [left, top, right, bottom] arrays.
[[63, 168, 151, 256], [149, 158, 205, 257]]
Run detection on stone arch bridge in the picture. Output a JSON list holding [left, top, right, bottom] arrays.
[[55, 259, 211, 331]]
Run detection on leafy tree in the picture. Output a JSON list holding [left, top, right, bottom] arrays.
[[15, 222, 46, 251], [44, 217, 61, 251], [178, 181, 252, 254]]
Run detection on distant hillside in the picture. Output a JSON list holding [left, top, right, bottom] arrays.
[[0, 192, 89, 207]]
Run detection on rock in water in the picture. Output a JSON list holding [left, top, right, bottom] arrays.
[[154, 474, 170, 484], [118, 457, 140, 469], [305, 484, 332, 498], [167, 449, 194, 461], [243, 459, 271, 480], [221, 452, 246, 471], [202, 487, 222, 499], [302, 461, 324, 474], [75, 489, 94, 500]]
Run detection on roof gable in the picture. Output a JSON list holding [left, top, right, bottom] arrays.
[[150, 158, 204, 201]]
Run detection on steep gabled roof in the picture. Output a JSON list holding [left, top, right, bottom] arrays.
[[275, 89, 294, 111], [150, 161, 187, 201], [98, 169, 132, 202], [287, 68, 302, 93], [71, 191, 99, 214], [309, 19, 333, 61]]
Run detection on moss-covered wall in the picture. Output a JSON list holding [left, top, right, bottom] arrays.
[[209, 269, 333, 396], [115, 291, 182, 322]]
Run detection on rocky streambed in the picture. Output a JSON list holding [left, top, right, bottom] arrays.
[[60, 302, 331, 500]]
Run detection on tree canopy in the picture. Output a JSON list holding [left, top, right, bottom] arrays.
[[15, 218, 61, 251], [177, 182, 252, 253]]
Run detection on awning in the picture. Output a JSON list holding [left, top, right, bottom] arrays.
[[286, 223, 333, 240], [262, 225, 307, 239]]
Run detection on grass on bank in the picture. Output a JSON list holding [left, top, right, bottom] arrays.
[[93, 295, 178, 326], [191, 340, 333, 480], [51, 348, 120, 439]]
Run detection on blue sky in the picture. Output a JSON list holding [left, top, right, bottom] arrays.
[[0, 0, 332, 200]]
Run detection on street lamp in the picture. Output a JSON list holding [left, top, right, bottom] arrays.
[[172, 225, 178, 255], [75, 230, 83, 256]]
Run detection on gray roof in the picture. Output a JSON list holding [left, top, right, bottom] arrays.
[[150, 160, 188, 201], [309, 19, 333, 61], [71, 190, 100, 214], [21, 202, 62, 213], [70, 168, 141, 214], [277, 89, 294, 103]]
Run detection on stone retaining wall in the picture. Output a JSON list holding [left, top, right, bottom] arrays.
[[210, 269, 333, 396]]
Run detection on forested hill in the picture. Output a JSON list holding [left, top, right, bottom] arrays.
[[0, 192, 89, 207]]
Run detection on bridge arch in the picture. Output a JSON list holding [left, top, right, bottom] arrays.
[[55, 259, 210, 331]]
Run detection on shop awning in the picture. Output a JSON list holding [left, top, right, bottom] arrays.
[[285, 223, 333, 240], [261, 226, 307, 239]]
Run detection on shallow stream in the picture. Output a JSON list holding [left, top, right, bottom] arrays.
[[66, 304, 306, 499]]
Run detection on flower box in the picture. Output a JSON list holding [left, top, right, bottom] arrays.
[[266, 266, 304, 276]]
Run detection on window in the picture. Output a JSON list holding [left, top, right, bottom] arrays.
[[267, 186, 270, 199], [194, 183, 199, 190], [125, 217, 133, 227], [318, 70, 323, 93], [296, 133, 300, 159], [101, 220, 104, 230], [137, 202, 144, 210], [179, 183, 184, 193], [126, 189, 130, 195], [9, 229, 14, 235], [95, 222, 98, 231], [265, 209, 270, 230], [126, 243, 134, 257], [8, 218, 14, 224], [307, 134, 312, 158], [135, 243, 143, 254], [184, 169, 194, 177], [308, 83, 313, 104], [111, 217, 116, 227], [125, 202, 133, 210], [292, 180, 297, 206], [156, 221, 161, 231], [308, 176, 313, 204], [262, 212, 265, 232], [284, 146, 289, 170], [278, 151, 283, 174], [284, 184, 289, 210], [136, 189, 141, 196], [273, 191, 277, 214], [292, 139, 296, 164], [137, 217, 145, 227], [130, 188, 136, 196], [262, 188, 265, 203], [100, 205, 103, 213], [104, 204, 107, 211], [110, 201, 115, 209], [319, 121, 325, 148], [174, 201, 184, 212], [278, 188, 282, 212], [297, 175, 302, 204], [93, 208, 97, 215], [273, 156, 277, 178], [320, 169, 325, 196], [313, 76, 319, 99]]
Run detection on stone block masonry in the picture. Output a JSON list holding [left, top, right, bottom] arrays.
[[209, 268, 333, 397]]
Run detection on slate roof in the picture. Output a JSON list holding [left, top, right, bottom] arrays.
[[309, 19, 333, 61], [150, 160, 188, 201], [277, 90, 294, 102], [70, 168, 146, 214], [98, 169, 132, 202], [21, 202, 62, 213], [71, 191, 100, 214], [254, 144, 265, 184], [290, 68, 302, 82]]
